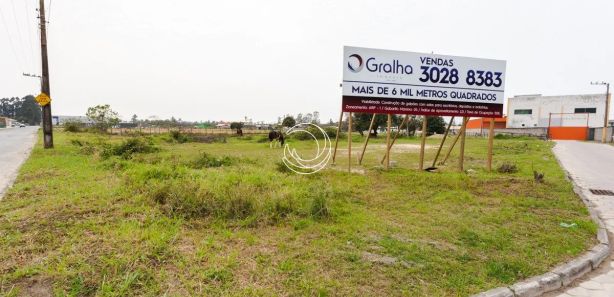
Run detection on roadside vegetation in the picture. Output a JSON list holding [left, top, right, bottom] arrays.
[[0, 130, 596, 296]]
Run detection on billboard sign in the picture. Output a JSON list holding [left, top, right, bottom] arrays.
[[342, 46, 506, 117]]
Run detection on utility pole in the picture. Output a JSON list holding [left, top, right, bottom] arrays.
[[39, 0, 53, 148], [591, 82, 611, 143]]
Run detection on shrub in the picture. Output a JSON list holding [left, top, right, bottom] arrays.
[[70, 139, 96, 155], [101, 138, 159, 159], [310, 195, 330, 219], [148, 180, 256, 220], [64, 121, 84, 132], [324, 127, 342, 139], [497, 163, 518, 174], [494, 134, 515, 139], [275, 160, 292, 174], [169, 130, 191, 143], [139, 167, 335, 224], [226, 196, 254, 220], [191, 135, 227, 143], [307, 185, 332, 220], [191, 152, 233, 168]]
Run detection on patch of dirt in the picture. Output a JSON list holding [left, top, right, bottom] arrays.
[[12, 277, 53, 297], [362, 251, 397, 265], [336, 143, 435, 154], [371, 143, 435, 153], [329, 166, 366, 174]]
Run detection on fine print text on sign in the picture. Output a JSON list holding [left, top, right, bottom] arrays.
[[342, 46, 506, 117]]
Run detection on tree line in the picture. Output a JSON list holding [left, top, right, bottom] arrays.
[[0, 95, 42, 125]]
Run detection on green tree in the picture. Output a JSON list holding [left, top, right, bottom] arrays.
[[131, 114, 138, 124], [0, 96, 41, 125], [230, 122, 244, 134], [15, 95, 41, 125], [282, 116, 296, 128], [426, 116, 446, 135], [86, 104, 120, 133]]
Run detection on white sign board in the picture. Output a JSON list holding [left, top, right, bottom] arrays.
[[342, 46, 506, 117]]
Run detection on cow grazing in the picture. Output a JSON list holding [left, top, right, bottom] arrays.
[[268, 131, 285, 148]]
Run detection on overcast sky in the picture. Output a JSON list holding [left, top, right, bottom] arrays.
[[1, 0, 612, 122]]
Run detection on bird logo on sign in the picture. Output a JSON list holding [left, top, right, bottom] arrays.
[[347, 54, 364, 73]]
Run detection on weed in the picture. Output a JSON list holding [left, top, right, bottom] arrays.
[[486, 261, 527, 283], [191, 135, 227, 143], [169, 130, 191, 143], [64, 121, 84, 133], [204, 268, 233, 283], [70, 139, 96, 155], [275, 160, 292, 173], [497, 163, 518, 174], [101, 138, 159, 159], [308, 186, 332, 220], [191, 152, 233, 168], [533, 171, 545, 183]]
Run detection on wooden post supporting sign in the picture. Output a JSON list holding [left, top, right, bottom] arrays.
[[440, 117, 468, 166], [431, 116, 455, 168], [332, 110, 344, 164], [458, 117, 468, 172], [419, 116, 428, 170], [380, 115, 409, 164], [487, 118, 495, 171], [385, 114, 392, 169], [359, 114, 377, 165], [348, 112, 353, 173]]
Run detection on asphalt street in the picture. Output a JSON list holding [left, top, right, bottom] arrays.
[[0, 126, 39, 199], [550, 141, 614, 297]]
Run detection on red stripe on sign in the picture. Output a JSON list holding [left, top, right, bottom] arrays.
[[341, 96, 503, 117]]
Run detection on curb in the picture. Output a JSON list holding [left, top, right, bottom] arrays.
[[472, 144, 611, 297]]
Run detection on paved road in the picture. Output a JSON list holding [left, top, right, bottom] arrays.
[[0, 127, 39, 199], [551, 141, 614, 297]]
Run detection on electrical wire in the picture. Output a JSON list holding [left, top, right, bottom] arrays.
[[24, 0, 38, 73], [0, 4, 25, 74], [47, 0, 52, 23], [9, 0, 31, 71]]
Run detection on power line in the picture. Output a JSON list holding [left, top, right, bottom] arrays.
[[0, 4, 25, 73], [24, 0, 38, 73], [47, 0, 52, 24], [9, 0, 31, 70]]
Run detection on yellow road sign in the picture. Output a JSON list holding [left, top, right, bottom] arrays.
[[35, 93, 51, 106]]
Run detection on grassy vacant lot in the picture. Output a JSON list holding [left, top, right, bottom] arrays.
[[0, 130, 596, 296]]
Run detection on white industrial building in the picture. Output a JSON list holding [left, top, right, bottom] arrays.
[[506, 94, 608, 128], [51, 115, 92, 126]]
